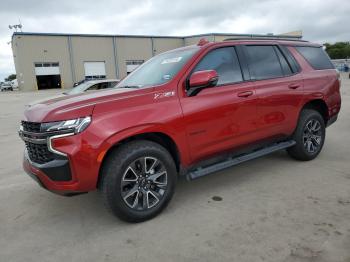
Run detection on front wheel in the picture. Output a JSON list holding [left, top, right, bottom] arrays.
[[101, 140, 177, 222], [287, 109, 325, 161]]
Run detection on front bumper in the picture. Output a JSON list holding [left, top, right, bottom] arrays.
[[19, 126, 100, 195], [23, 150, 86, 196]]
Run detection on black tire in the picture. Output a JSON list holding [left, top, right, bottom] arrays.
[[101, 140, 177, 222], [287, 109, 325, 161]]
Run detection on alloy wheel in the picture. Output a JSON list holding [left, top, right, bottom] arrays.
[[121, 157, 168, 210], [303, 119, 322, 153]]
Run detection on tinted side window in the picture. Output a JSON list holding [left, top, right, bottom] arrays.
[[245, 45, 284, 80], [280, 45, 301, 73], [87, 84, 99, 91], [295, 46, 334, 70], [193, 47, 243, 85], [274, 47, 293, 76], [108, 81, 118, 88]]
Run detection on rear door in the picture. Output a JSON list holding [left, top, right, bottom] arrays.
[[180, 46, 258, 162], [243, 44, 304, 139]]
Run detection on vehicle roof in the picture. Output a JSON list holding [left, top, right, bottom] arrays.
[[203, 39, 321, 48]]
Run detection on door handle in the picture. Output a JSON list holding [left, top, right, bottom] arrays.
[[237, 91, 253, 98], [288, 83, 300, 89]]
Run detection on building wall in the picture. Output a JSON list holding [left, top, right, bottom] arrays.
[[13, 35, 187, 91], [184, 35, 215, 46], [213, 35, 243, 42], [152, 38, 184, 55], [12, 35, 73, 91], [12, 32, 302, 91], [70, 36, 117, 83], [114, 37, 154, 78]]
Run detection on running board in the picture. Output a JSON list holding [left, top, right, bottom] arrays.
[[187, 140, 296, 180]]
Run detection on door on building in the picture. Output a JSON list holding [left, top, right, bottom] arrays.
[[35, 62, 61, 90], [126, 60, 144, 75], [84, 62, 106, 80]]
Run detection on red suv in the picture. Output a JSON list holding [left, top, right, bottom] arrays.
[[19, 38, 341, 222]]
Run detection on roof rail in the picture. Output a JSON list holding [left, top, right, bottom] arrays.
[[224, 36, 308, 42]]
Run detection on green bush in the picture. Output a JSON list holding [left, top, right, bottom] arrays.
[[324, 42, 350, 59]]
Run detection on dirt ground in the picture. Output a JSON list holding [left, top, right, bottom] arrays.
[[0, 74, 349, 262]]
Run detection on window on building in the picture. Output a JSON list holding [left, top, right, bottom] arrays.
[[85, 75, 106, 80], [193, 47, 243, 85], [295, 46, 334, 70], [126, 60, 144, 75], [34, 62, 59, 67], [245, 45, 284, 80]]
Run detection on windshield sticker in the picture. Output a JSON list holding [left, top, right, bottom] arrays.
[[161, 57, 182, 64], [163, 74, 171, 80]]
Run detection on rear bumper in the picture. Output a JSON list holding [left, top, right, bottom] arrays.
[[326, 113, 338, 127]]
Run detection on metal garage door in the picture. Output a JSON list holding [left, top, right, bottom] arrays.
[[84, 62, 106, 79], [34, 62, 60, 76], [34, 62, 61, 90]]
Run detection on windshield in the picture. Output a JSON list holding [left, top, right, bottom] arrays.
[[118, 47, 200, 88]]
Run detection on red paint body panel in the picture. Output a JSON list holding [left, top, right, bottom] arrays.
[[20, 40, 341, 194]]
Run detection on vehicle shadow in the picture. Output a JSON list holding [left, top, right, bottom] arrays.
[[34, 150, 296, 227]]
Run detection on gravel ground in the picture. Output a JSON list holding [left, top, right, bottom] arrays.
[[0, 74, 349, 262]]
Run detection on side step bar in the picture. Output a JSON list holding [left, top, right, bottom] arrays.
[[187, 140, 296, 180]]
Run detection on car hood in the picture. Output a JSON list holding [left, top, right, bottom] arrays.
[[23, 87, 142, 122]]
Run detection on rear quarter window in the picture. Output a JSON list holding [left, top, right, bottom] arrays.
[[295, 46, 334, 70]]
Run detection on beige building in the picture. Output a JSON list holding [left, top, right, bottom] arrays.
[[11, 31, 302, 91]]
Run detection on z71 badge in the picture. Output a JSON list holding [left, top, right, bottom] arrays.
[[154, 91, 175, 99]]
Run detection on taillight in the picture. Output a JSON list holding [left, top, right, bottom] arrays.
[[336, 69, 341, 87]]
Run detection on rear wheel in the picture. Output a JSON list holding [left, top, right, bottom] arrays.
[[101, 140, 177, 222], [287, 109, 325, 161]]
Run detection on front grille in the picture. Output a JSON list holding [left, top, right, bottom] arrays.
[[22, 121, 41, 133], [25, 141, 55, 164]]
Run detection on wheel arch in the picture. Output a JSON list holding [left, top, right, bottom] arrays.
[[300, 99, 329, 124], [97, 132, 181, 188]]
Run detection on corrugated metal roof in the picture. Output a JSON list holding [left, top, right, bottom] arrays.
[[12, 32, 302, 40]]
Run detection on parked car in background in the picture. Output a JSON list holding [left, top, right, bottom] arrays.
[[11, 79, 18, 89], [1, 81, 13, 91], [73, 79, 86, 87], [63, 79, 120, 95], [19, 38, 341, 222]]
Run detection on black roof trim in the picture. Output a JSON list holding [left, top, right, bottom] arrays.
[[186, 33, 302, 39], [224, 37, 308, 42]]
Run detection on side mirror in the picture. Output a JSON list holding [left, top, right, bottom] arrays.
[[187, 70, 219, 96]]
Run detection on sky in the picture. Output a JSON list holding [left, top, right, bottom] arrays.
[[1, 0, 350, 81]]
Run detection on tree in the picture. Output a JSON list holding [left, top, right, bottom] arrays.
[[5, 74, 16, 82], [324, 42, 350, 59]]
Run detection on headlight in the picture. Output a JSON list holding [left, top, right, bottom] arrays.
[[41, 116, 91, 134]]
